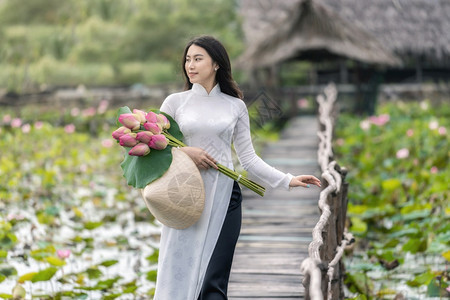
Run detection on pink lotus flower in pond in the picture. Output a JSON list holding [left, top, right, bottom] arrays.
[[297, 98, 309, 109], [82, 107, 97, 117], [11, 118, 22, 128], [64, 124, 76, 133], [21, 124, 31, 133], [429, 120, 439, 130], [369, 114, 390, 126], [148, 134, 168, 150], [133, 109, 147, 123], [57, 249, 71, 259], [34, 121, 43, 129], [136, 131, 154, 144], [118, 113, 141, 130], [438, 126, 447, 135], [406, 129, 414, 137], [112, 126, 131, 141], [430, 166, 438, 174], [396, 148, 409, 159], [129, 143, 151, 156], [145, 111, 158, 123], [157, 114, 170, 129], [119, 133, 139, 147], [102, 139, 114, 148], [143, 122, 162, 134], [97, 100, 109, 114], [3, 114, 11, 123], [360, 120, 371, 131]]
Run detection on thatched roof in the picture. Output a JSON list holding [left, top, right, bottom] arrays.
[[238, 0, 450, 69], [323, 0, 450, 64]]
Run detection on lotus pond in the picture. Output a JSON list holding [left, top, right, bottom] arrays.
[[0, 99, 278, 299], [334, 100, 450, 299], [0, 102, 161, 299]]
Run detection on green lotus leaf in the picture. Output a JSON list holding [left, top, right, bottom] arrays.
[[83, 221, 103, 230], [99, 259, 118, 267], [18, 272, 37, 283], [31, 267, 58, 282], [45, 256, 66, 267], [86, 267, 103, 280]]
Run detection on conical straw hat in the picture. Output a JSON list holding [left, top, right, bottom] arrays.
[[141, 147, 205, 229]]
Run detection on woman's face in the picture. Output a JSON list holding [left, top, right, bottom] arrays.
[[185, 44, 218, 89]]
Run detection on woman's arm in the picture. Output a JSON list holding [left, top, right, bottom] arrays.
[[233, 104, 320, 190]]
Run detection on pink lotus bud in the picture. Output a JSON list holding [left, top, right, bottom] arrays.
[[157, 114, 170, 129], [119, 133, 138, 147], [118, 113, 141, 130], [136, 131, 154, 144], [57, 249, 71, 259], [145, 111, 158, 123], [143, 122, 162, 134], [129, 143, 151, 156], [133, 109, 147, 123], [148, 134, 168, 150], [112, 126, 131, 141]]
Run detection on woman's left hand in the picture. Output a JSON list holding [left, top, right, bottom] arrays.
[[289, 175, 321, 188]]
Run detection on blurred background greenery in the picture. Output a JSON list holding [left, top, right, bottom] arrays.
[[0, 0, 243, 93]]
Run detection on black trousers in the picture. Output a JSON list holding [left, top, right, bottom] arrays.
[[198, 181, 242, 300]]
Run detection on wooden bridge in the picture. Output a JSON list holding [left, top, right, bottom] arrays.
[[228, 116, 322, 299], [228, 84, 350, 299]]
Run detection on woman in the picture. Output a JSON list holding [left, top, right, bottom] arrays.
[[157, 36, 321, 300]]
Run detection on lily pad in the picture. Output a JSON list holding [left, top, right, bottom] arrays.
[[31, 267, 58, 282]]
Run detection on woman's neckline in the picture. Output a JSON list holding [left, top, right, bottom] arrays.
[[192, 83, 221, 97]]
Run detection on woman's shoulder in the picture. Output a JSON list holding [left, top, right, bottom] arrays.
[[219, 91, 246, 110], [164, 89, 191, 102]]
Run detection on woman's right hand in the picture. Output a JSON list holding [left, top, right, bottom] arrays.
[[180, 147, 218, 170]]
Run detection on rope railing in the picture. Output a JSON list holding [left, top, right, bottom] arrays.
[[300, 83, 354, 300]]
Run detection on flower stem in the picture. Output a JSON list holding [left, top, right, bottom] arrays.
[[163, 130, 265, 196]]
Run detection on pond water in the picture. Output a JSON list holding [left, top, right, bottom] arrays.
[[345, 252, 448, 299], [1, 187, 161, 299]]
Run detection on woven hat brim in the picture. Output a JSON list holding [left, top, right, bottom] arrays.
[[141, 147, 205, 229]]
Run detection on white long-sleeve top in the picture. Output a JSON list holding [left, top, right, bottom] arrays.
[[154, 83, 293, 299]]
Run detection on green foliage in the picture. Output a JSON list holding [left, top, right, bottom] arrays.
[[336, 100, 450, 298], [0, 104, 160, 297], [0, 0, 243, 92]]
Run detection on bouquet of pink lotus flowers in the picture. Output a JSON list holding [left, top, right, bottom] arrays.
[[113, 109, 174, 156], [113, 106, 266, 196]]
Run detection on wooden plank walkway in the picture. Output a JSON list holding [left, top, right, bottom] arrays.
[[228, 116, 322, 299]]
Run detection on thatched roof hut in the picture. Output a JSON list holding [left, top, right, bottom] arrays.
[[238, 0, 450, 70]]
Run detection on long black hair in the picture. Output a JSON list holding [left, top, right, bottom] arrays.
[[182, 35, 243, 100]]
